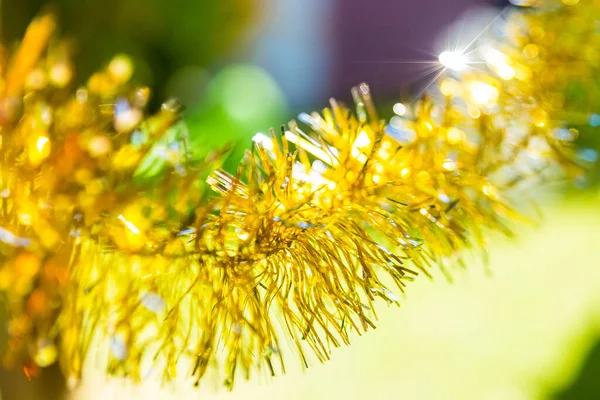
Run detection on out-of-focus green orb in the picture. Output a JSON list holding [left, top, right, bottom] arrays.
[[185, 64, 288, 171]]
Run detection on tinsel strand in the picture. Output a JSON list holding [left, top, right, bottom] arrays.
[[0, 0, 598, 389]]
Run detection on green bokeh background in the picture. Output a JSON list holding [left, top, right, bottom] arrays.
[[2, 0, 255, 106]]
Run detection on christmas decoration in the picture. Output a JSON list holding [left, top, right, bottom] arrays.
[[0, 0, 597, 390]]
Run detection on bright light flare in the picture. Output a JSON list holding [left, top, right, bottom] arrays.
[[393, 103, 407, 116], [438, 51, 468, 72]]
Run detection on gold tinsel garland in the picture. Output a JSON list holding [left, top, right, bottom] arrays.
[[0, 0, 597, 389]]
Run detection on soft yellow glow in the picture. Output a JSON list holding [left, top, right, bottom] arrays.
[[108, 55, 134, 82], [377, 148, 391, 160], [442, 159, 456, 171], [532, 109, 548, 127], [19, 213, 33, 226], [468, 106, 482, 119], [483, 48, 515, 80], [49, 63, 72, 87], [114, 108, 142, 133], [29, 136, 51, 165], [497, 64, 515, 80], [447, 127, 464, 144], [418, 171, 431, 181], [483, 48, 509, 67], [523, 44, 540, 59], [482, 184, 496, 197], [88, 136, 112, 157], [439, 51, 468, 72], [468, 81, 499, 105], [236, 230, 250, 241], [440, 79, 458, 97]]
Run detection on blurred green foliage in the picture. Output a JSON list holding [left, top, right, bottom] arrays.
[[562, 80, 600, 184], [133, 65, 288, 185], [185, 64, 288, 171], [554, 340, 600, 399], [2, 0, 256, 109]]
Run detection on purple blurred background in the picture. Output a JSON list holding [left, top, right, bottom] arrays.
[[332, 0, 507, 97], [2, 0, 509, 110], [252, 0, 507, 108]]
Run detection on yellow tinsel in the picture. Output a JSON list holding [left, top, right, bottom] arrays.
[[0, 0, 597, 389]]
